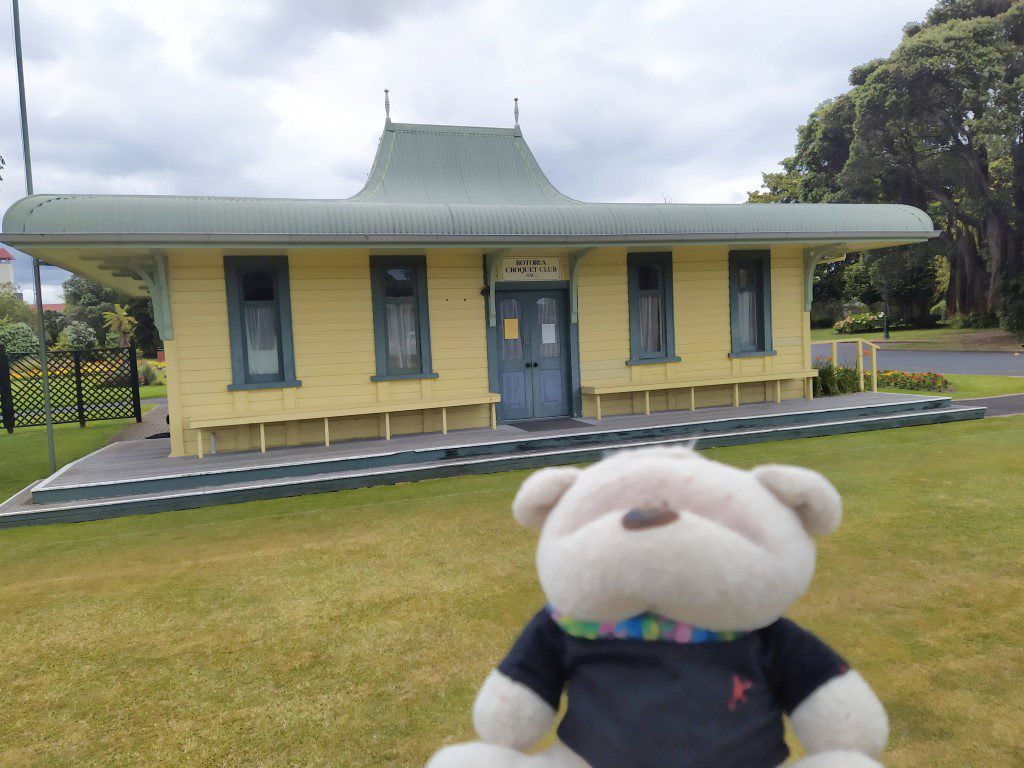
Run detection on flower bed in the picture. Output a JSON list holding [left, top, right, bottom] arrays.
[[813, 359, 952, 396], [833, 312, 885, 334], [876, 370, 951, 392]]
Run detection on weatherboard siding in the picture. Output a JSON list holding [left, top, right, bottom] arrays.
[[576, 245, 808, 418], [166, 249, 491, 456], [163, 244, 811, 456]]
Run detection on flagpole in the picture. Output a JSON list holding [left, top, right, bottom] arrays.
[[12, 0, 56, 472]]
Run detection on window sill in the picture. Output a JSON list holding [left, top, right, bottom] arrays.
[[626, 355, 681, 366], [370, 372, 440, 382], [228, 379, 302, 391], [728, 350, 777, 358]]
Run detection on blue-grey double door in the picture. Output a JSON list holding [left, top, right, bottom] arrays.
[[496, 290, 571, 421]]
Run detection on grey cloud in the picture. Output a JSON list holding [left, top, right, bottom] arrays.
[[197, 0, 451, 75]]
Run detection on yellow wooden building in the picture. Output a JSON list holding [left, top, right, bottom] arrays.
[[2, 114, 937, 458]]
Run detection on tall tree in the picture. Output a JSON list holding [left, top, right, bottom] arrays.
[[102, 304, 139, 348], [751, 0, 1024, 332], [62, 275, 160, 355]]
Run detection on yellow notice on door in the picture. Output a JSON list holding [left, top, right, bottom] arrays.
[[503, 318, 520, 340]]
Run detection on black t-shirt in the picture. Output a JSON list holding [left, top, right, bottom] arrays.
[[497, 610, 848, 768]]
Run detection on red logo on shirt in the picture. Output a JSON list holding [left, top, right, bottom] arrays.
[[727, 675, 753, 711]]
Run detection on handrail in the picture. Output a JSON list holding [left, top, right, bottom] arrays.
[[819, 338, 879, 393]]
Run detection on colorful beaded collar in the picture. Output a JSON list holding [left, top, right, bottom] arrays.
[[549, 607, 747, 644]]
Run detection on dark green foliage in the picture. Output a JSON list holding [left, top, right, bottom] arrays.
[[751, 0, 1024, 340], [812, 358, 862, 397], [61, 275, 160, 356], [0, 286, 34, 327], [42, 310, 66, 347], [0, 321, 39, 355], [54, 320, 98, 350], [948, 310, 999, 328], [139, 361, 160, 386], [996, 277, 1024, 339], [861, 246, 941, 325]]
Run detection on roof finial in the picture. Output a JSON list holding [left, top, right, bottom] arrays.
[[384, 89, 391, 121], [514, 97, 519, 127]]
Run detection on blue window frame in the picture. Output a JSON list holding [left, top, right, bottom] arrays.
[[728, 250, 775, 357], [224, 255, 300, 390], [627, 252, 679, 365], [370, 255, 437, 381]]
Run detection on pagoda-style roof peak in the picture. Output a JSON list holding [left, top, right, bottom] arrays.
[[346, 121, 578, 206]]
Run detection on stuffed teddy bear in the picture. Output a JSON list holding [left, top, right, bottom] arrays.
[[427, 447, 889, 768]]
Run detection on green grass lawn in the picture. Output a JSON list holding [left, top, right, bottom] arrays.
[[139, 382, 167, 399], [2, 418, 1022, 767], [0, 418, 143, 501], [811, 325, 1023, 351], [879, 373, 1024, 400]]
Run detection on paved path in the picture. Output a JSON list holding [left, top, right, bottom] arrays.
[[812, 345, 1024, 375], [957, 393, 1024, 417]]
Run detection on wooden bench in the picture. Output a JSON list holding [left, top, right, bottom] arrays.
[[189, 393, 502, 457], [581, 371, 818, 420]]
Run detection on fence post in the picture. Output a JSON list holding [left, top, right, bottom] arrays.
[[856, 339, 865, 391], [129, 346, 142, 423], [74, 350, 86, 427], [0, 347, 14, 433]]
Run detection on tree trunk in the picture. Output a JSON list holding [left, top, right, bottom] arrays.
[[955, 228, 988, 315], [985, 209, 1019, 310]]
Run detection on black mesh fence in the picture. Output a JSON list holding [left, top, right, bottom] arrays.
[[0, 346, 142, 432]]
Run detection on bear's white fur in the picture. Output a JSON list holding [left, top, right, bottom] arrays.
[[428, 447, 889, 768]]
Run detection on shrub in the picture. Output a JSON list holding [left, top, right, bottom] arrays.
[[139, 362, 160, 386], [876, 370, 951, 392], [833, 312, 885, 334], [812, 357, 862, 397], [996, 278, 1024, 342], [54, 321, 98, 350], [948, 311, 997, 329], [0, 321, 39, 356]]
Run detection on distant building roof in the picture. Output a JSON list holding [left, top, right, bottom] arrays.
[[0, 247, 13, 261], [42, 303, 65, 312], [0, 119, 938, 246]]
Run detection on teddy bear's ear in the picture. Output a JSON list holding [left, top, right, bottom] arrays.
[[511, 466, 581, 529], [752, 465, 842, 536]]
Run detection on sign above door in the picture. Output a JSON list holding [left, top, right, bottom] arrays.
[[500, 257, 562, 281]]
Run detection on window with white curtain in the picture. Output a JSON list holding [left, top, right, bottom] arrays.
[[627, 253, 676, 363], [241, 270, 282, 377], [383, 267, 421, 374], [371, 256, 435, 380], [729, 252, 773, 356], [224, 255, 298, 390]]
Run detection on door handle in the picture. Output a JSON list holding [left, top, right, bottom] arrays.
[[525, 361, 539, 368]]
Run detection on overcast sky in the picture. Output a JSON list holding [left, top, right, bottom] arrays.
[[1, 0, 936, 303]]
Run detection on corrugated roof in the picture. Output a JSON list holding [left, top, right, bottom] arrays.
[[1, 120, 938, 244], [349, 122, 575, 205]]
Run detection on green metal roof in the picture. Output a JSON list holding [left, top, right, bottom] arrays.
[[2, 120, 938, 245]]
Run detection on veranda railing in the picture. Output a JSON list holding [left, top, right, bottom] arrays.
[[817, 338, 880, 393]]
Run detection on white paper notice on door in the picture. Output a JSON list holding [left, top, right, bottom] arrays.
[[541, 323, 557, 345]]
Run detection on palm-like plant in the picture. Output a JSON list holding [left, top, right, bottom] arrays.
[[102, 303, 138, 348]]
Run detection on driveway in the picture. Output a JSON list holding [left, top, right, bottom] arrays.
[[811, 345, 1024, 376]]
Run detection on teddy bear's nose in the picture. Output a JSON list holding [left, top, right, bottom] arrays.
[[622, 507, 680, 530]]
